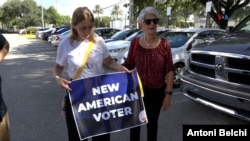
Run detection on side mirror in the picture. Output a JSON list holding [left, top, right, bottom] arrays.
[[186, 42, 193, 51]]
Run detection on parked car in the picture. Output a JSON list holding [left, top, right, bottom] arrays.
[[51, 30, 71, 47], [41, 29, 56, 41], [0, 29, 5, 33], [35, 28, 50, 39], [180, 15, 250, 122], [104, 29, 139, 43], [107, 29, 169, 64], [6, 27, 15, 33], [51, 27, 119, 47], [159, 28, 226, 88], [19, 28, 27, 34], [94, 27, 120, 39], [48, 26, 70, 43]]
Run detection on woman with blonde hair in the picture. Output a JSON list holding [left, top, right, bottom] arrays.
[[53, 7, 129, 141]]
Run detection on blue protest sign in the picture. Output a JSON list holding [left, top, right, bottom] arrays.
[[68, 69, 147, 140]]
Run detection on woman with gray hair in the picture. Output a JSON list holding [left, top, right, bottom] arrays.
[[122, 6, 174, 141]]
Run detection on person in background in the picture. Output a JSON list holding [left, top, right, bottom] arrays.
[[122, 6, 174, 141], [52, 7, 129, 141], [0, 33, 10, 141]]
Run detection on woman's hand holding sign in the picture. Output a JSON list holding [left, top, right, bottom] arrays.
[[53, 64, 72, 91], [55, 76, 72, 91]]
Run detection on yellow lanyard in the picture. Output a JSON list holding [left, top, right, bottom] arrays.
[[73, 42, 94, 80]]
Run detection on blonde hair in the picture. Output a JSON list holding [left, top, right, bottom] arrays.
[[70, 7, 97, 43]]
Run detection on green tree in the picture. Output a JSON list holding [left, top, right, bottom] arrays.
[[111, 5, 123, 20], [0, 0, 40, 28], [170, 1, 203, 28], [95, 16, 110, 27], [93, 4, 103, 27], [0, 0, 71, 29], [0, 0, 23, 28], [21, 0, 41, 27], [227, 4, 250, 24], [60, 15, 71, 26], [198, 0, 250, 29], [45, 6, 60, 26], [132, 0, 250, 29]]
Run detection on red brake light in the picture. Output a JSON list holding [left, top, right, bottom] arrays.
[[55, 36, 60, 40]]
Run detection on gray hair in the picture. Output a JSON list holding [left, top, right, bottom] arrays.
[[137, 7, 160, 23]]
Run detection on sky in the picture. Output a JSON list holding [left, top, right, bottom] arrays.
[[0, 0, 129, 17]]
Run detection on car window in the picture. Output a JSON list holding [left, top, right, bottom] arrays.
[[125, 30, 169, 42], [195, 30, 225, 43], [56, 28, 67, 33], [156, 30, 169, 36], [106, 29, 120, 38], [125, 30, 144, 41], [212, 30, 226, 39], [196, 31, 212, 39], [110, 30, 131, 40], [61, 30, 71, 35], [161, 32, 195, 48], [231, 15, 250, 33], [95, 28, 120, 39]]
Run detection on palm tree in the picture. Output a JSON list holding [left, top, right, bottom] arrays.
[[93, 5, 103, 27], [111, 5, 123, 20]]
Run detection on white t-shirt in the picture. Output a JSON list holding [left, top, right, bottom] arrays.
[[56, 36, 109, 80]]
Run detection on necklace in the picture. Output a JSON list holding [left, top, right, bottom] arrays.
[[143, 35, 156, 46]]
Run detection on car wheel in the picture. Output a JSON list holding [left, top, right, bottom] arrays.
[[173, 63, 184, 88]]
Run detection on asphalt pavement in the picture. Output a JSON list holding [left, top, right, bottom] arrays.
[[1, 34, 248, 141]]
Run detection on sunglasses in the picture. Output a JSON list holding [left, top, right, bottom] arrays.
[[143, 18, 159, 25]]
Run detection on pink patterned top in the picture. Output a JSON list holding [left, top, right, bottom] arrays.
[[123, 38, 174, 89]]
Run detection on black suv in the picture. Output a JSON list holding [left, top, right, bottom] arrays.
[[180, 15, 250, 121]]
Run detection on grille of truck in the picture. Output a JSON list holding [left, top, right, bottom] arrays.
[[189, 51, 250, 86]]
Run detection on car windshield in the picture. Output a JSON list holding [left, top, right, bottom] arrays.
[[231, 15, 250, 33], [161, 32, 195, 48], [125, 30, 144, 41], [62, 30, 71, 35], [110, 30, 131, 39], [125, 30, 168, 42]]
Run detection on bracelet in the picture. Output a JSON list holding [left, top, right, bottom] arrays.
[[165, 91, 172, 95]]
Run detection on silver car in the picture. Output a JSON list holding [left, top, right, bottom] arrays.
[[51, 30, 71, 47], [107, 29, 169, 64], [159, 28, 226, 88]]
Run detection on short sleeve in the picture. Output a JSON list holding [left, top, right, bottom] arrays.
[[98, 37, 109, 59], [163, 39, 174, 73], [122, 38, 138, 70], [56, 38, 68, 66]]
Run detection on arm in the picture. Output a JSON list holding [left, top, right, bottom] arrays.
[[122, 38, 138, 70], [0, 34, 9, 63], [162, 39, 174, 111], [103, 55, 130, 72], [165, 70, 174, 95], [162, 70, 174, 111], [53, 63, 72, 91]]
